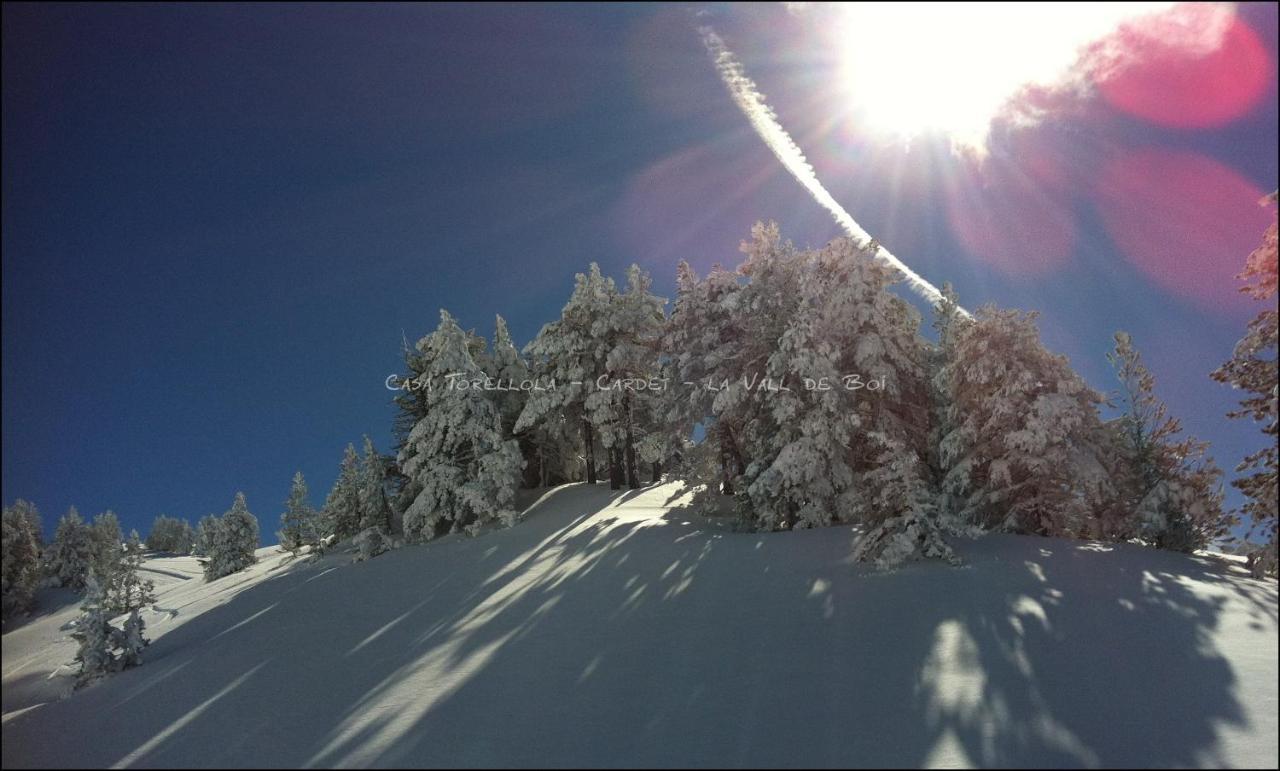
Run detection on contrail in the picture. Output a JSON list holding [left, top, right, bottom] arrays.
[[699, 25, 966, 314]]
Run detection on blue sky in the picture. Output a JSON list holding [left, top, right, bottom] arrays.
[[3, 3, 1277, 542]]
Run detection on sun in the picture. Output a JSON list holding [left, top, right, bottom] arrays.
[[833, 2, 1179, 148]]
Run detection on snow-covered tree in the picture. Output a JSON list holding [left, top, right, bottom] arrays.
[[203, 493, 259, 581], [88, 510, 123, 583], [71, 570, 117, 687], [44, 506, 94, 590], [358, 437, 393, 534], [105, 530, 156, 615], [146, 515, 195, 554], [664, 260, 748, 498], [594, 264, 668, 488], [71, 569, 149, 687], [482, 315, 562, 488], [322, 444, 363, 541], [2, 499, 43, 620], [113, 609, 149, 670], [938, 306, 1106, 537], [193, 514, 218, 557], [518, 264, 619, 486], [1098, 332, 1225, 551], [352, 527, 393, 563], [400, 310, 523, 540], [278, 471, 317, 553], [1212, 191, 1278, 577]]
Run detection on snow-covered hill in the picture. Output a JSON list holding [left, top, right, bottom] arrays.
[[3, 482, 1277, 768]]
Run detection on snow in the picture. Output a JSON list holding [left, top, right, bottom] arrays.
[[3, 482, 1277, 768]]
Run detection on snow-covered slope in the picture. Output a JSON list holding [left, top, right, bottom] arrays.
[[3, 482, 1277, 768]]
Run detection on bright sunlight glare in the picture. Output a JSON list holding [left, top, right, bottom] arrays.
[[837, 1, 1193, 148]]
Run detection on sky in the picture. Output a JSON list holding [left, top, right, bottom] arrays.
[[2, 2, 1277, 543]]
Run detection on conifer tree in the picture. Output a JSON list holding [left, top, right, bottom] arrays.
[[323, 444, 363, 541], [358, 437, 393, 533], [193, 514, 219, 557], [203, 493, 259, 581], [1212, 191, 1278, 576], [88, 511, 123, 583], [1102, 332, 1225, 551], [71, 570, 117, 687], [400, 310, 523, 539], [45, 506, 94, 590], [2, 499, 43, 620], [107, 531, 156, 615], [114, 609, 149, 670], [939, 306, 1106, 536], [278, 471, 317, 552], [518, 264, 618, 486]]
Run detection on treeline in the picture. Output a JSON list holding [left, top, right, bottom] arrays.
[[3, 208, 1276, 639]]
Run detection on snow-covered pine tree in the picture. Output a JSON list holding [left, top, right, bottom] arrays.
[[2, 499, 43, 620], [724, 228, 935, 541], [483, 315, 551, 488], [939, 306, 1106, 537], [113, 608, 149, 670], [400, 310, 523, 540], [44, 506, 94, 590], [1212, 191, 1278, 577], [605, 264, 669, 488], [518, 264, 618, 486], [203, 493, 259, 581], [358, 437, 393, 534], [323, 444, 363, 541], [71, 570, 117, 687], [193, 514, 218, 557], [278, 471, 317, 553], [1101, 332, 1225, 551], [88, 510, 123, 584], [664, 260, 748, 498], [925, 283, 968, 525], [146, 515, 195, 554], [106, 530, 156, 615]]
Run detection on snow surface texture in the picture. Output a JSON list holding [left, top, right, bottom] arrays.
[[3, 482, 1277, 768]]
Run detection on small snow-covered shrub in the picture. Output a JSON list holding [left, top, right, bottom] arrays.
[[113, 609, 149, 670], [853, 511, 961, 571], [352, 527, 394, 563]]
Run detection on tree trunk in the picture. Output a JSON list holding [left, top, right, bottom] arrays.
[[609, 447, 624, 490], [624, 395, 639, 489], [581, 419, 597, 485], [651, 460, 661, 484]]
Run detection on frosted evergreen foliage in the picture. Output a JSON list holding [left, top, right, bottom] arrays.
[[147, 515, 195, 554], [193, 514, 219, 557], [44, 507, 95, 590], [400, 310, 523, 540], [114, 609, 149, 670], [106, 531, 156, 615], [1212, 192, 1278, 577], [358, 437, 393, 533], [203, 493, 259, 581], [353, 527, 393, 563], [71, 571, 117, 687], [2, 499, 42, 620], [88, 511, 123, 584], [938, 306, 1106, 537], [278, 471, 317, 553], [324, 444, 363, 541]]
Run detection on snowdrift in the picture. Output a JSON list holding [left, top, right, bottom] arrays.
[[3, 482, 1276, 768]]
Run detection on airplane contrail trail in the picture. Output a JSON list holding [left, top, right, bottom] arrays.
[[698, 25, 967, 315]]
